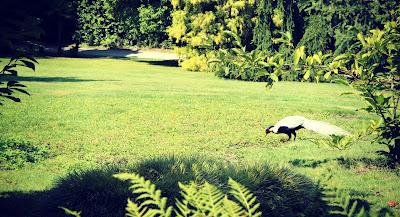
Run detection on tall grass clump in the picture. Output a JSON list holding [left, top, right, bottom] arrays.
[[40, 156, 324, 217], [43, 167, 131, 217], [131, 156, 324, 217]]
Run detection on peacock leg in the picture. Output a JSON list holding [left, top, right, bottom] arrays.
[[286, 133, 292, 141]]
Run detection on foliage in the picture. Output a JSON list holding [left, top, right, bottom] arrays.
[[208, 31, 279, 83], [75, 0, 172, 48], [114, 172, 262, 217], [0, 139, 49, 170], [75, 0, 123, 47], [180, 53, 208, 71], [0, 6, 40, 107], [339, 19, 400, 164], [0, 0, 43, 53], [298, 0, 398, 55], [137, 2, 171, 47], [170, 0, 396, 74], [130, 156, 323, 217], [298, 15, 332, 54], [35, 156, 323, 216], [61, 207, 82, 217], [61, 177, 399, 217], [0, 56, 37, 106], [168, 0, 257, 71], [288, 18, 400, 164], [114, 173, 173, 217], [252, 0, 273, 51], [209, 30, 292, 84], [324, 189, 367, 217], [100, 34, 122, 49]]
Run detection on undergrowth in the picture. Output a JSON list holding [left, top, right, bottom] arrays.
[[62, 173, 400, 217], [39, 156, 324, 217], [0, 139, 49, 170]]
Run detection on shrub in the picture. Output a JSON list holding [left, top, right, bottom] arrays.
[[100, 34, 123, 49], [131, 156, 324, 217], [338, 19, 400, 164], [44, 167, 131, 217], [63, 174, 376, 217], [75, 0, 172, 48], [137, 2, 171, 47], [45, 156, 324, 217], [180, 54, 208, 72]]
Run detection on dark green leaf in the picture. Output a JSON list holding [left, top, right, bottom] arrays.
[[1, 95, 21, 102], [11, 88, 30, 95], [19, 60, 36, 71], [0, 88, 13, 95]]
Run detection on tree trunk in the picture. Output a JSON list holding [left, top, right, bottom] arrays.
[[57, 14, 63, 56], [394, 139, 400, 163]]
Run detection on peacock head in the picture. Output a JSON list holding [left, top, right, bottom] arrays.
[[265, 126, 274, 135]]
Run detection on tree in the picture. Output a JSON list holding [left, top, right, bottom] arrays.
[[292, 18, 400, 164], [0, 0, 40, 107], [341, 20, 400, 164], [44, 0, 78, 55]]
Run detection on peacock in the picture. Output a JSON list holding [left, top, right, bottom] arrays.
[[265, 116, 350, 140]]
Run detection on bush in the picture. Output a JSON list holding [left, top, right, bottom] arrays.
[[44, 167, 131, 217], [75, 0, 172, 48], [100, 34, 123, 49], [137, 2, 171, 47], [180, 54, 208, 72], [45, 156, 324, 217]]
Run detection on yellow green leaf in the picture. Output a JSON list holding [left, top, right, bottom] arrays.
[[293, 46, 305, 66]]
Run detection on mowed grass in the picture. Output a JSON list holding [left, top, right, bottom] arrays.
[[0, 57, 399, 212]]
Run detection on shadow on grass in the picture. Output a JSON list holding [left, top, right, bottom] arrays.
[[0, 156, 327, 217], [289, 156, 397, 172], [335, 157, 392, 169], [289, 159, 331, 168], [1, 75, 119, 83], [136, 59, 179, 67], [77, 48, 138, 59]]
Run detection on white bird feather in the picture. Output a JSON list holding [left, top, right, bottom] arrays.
[[270, 116, 350, 136]]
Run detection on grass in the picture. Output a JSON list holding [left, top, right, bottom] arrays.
[[0, 57, 399, 215]]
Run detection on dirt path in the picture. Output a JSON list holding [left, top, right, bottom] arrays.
[[77, 48, 178, 60]]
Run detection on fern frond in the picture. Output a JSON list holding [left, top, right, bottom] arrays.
[[126, 199, 148, 217], [221, 196, 245, 217], [175, 182, 200, 217], [228, 178, 261, 217], [114, 173, 172, 217], [197, 182, 225, 216], [355, 207, 366, 217], [175, 198, 190, 217], [60, 207, 81, 217], [325, 189, 367, 217]]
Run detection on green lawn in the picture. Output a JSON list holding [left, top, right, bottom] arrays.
[[0, 57, 399, 213]]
